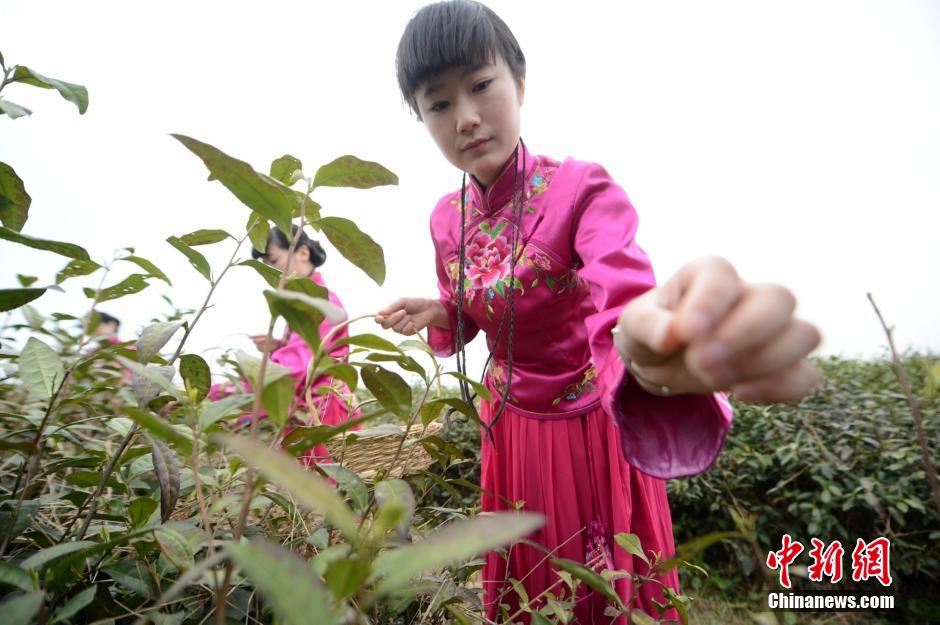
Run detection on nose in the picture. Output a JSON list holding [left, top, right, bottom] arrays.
[[455, 99, 480, 135]]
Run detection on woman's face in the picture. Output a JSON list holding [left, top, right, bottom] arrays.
[[262, 244, 309, 275], [416, 55, 525, 187]]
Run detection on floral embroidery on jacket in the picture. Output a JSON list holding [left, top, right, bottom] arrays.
[[486, 361, 519, 404], [551, 365, 598, 406]]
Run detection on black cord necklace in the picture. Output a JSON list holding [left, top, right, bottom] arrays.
[[454, 138, 527, 443]]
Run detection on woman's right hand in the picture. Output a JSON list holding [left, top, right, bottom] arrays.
[[375, 298, 449, 336], [250, 334, 283, 353]]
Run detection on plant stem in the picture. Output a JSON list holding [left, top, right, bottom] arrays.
[[867, 293, 940, 521], [2, 262, 112, 553], [73, 237, 247, 541], [0, 369, 71, 555], [0, 63, 13, 94], [216, 186, 313, 625]]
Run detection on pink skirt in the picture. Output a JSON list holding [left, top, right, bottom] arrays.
[[480, 400, 680, 624]]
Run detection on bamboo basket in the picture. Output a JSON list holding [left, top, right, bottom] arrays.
[[324, 420, 443, 479], [304, 385, 442, 479]]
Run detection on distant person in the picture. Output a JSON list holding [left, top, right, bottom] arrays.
[[212, 226, 359, 465], [93, 312, 121, 344]]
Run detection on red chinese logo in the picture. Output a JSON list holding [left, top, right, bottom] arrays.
[[808, 538, 845, 583], [766, 534, 804, 589], [851, 537, 892, 587]]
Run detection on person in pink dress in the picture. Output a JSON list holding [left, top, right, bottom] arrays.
[[211, 226, 358, 466], [377, 1, 822, 622]]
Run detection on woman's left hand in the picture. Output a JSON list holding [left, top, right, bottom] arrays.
[[613, 256, 822, 403]]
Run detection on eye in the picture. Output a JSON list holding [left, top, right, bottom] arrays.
[[473, 79, 493, 93], [429, 100, 449, 113]]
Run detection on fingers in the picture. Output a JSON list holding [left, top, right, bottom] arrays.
[[730, 360, 822, 404], [670, 256, 743, 343], [692, 318, 821, 388], [393, 319, 417, 336], [376, 309, 407, 330], [615, 289, 680, 365], [376, 298, 408, 318], [685, 283, 797, 379]]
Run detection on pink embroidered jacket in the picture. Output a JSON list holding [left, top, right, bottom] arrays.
[[426, 144, 733, 479]]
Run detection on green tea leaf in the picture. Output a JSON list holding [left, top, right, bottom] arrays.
[[0, 98, 32, 119], [325, 556, 370, 601], [0, 591, 45, 625], [0, 561, 34, 591], [127, 497, 158, 528], [227, 538, 339, 625], [149, 436, 181, 523], [55, 259, 101, 284], [235, 349, 291, 389], [372, 512, 544, 596], [22, 541, 97, 571], [246, 213, 270, 256], [199, 393, 254, 430], [16, 274, 38, 287], [155, 525, 191, 568], [119, 358, 178, 406], [21, 304, 43, 329], [444, 371, 492, 401], [51, 586, 95, 624], [282, 414, 376, 455], [271, 154, 303, 186], [318, 363, 358, 391], [319, 463, 368, 514], [261, 375, 295, 427], [613, 533, 649, 566], [0, 287, 45, 312], [179, 228, 231, 246], [0, 225, 89, 259], [0, 162, 31, 232], [95, 274, 151, 303], [313, 216, 385, 285], [312, 155, 398, 189], [172, 134, 293, 233], [120, 255, 172, 285], [239, 258, 279, 287], [179, 354, 210, 402], [374, 478, 415, 540], [263, 289, 345, 351], [122, 406, 192, 455], [137, 321, 183, 363], [167, 236, 211, 281], [19, 337, 65, 399], [12, 65, 88, 113], [335, 333, 400, 353], [220, 435, 358, 539], [361, 364, 412, 419], [551, 558, 624, 610]]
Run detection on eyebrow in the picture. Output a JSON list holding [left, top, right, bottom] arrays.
[[422, 64, 487, 100]]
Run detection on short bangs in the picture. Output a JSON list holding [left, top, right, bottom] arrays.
[[396, 0, 526, 113]]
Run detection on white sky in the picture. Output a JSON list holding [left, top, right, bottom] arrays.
[[1, 0, 938, 379]]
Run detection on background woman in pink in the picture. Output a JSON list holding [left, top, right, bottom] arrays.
[[377, 1, 822, 622], [212, 226, 358, 466]]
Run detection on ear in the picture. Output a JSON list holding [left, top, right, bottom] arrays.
[[296, 245, 310, 263], [516, 76, 526, 107]]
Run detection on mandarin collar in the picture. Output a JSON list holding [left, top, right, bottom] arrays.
[[466, 141, 537, 216]]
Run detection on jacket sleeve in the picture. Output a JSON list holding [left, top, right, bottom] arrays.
[[571, 161, 733, 479]]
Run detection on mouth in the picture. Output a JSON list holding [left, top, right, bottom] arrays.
[[462, 138, 490, 152]]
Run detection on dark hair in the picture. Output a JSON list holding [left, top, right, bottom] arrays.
[[396, 0, 526, 115], [251, 225, 327, 268], [99, 312, 120, 328]]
